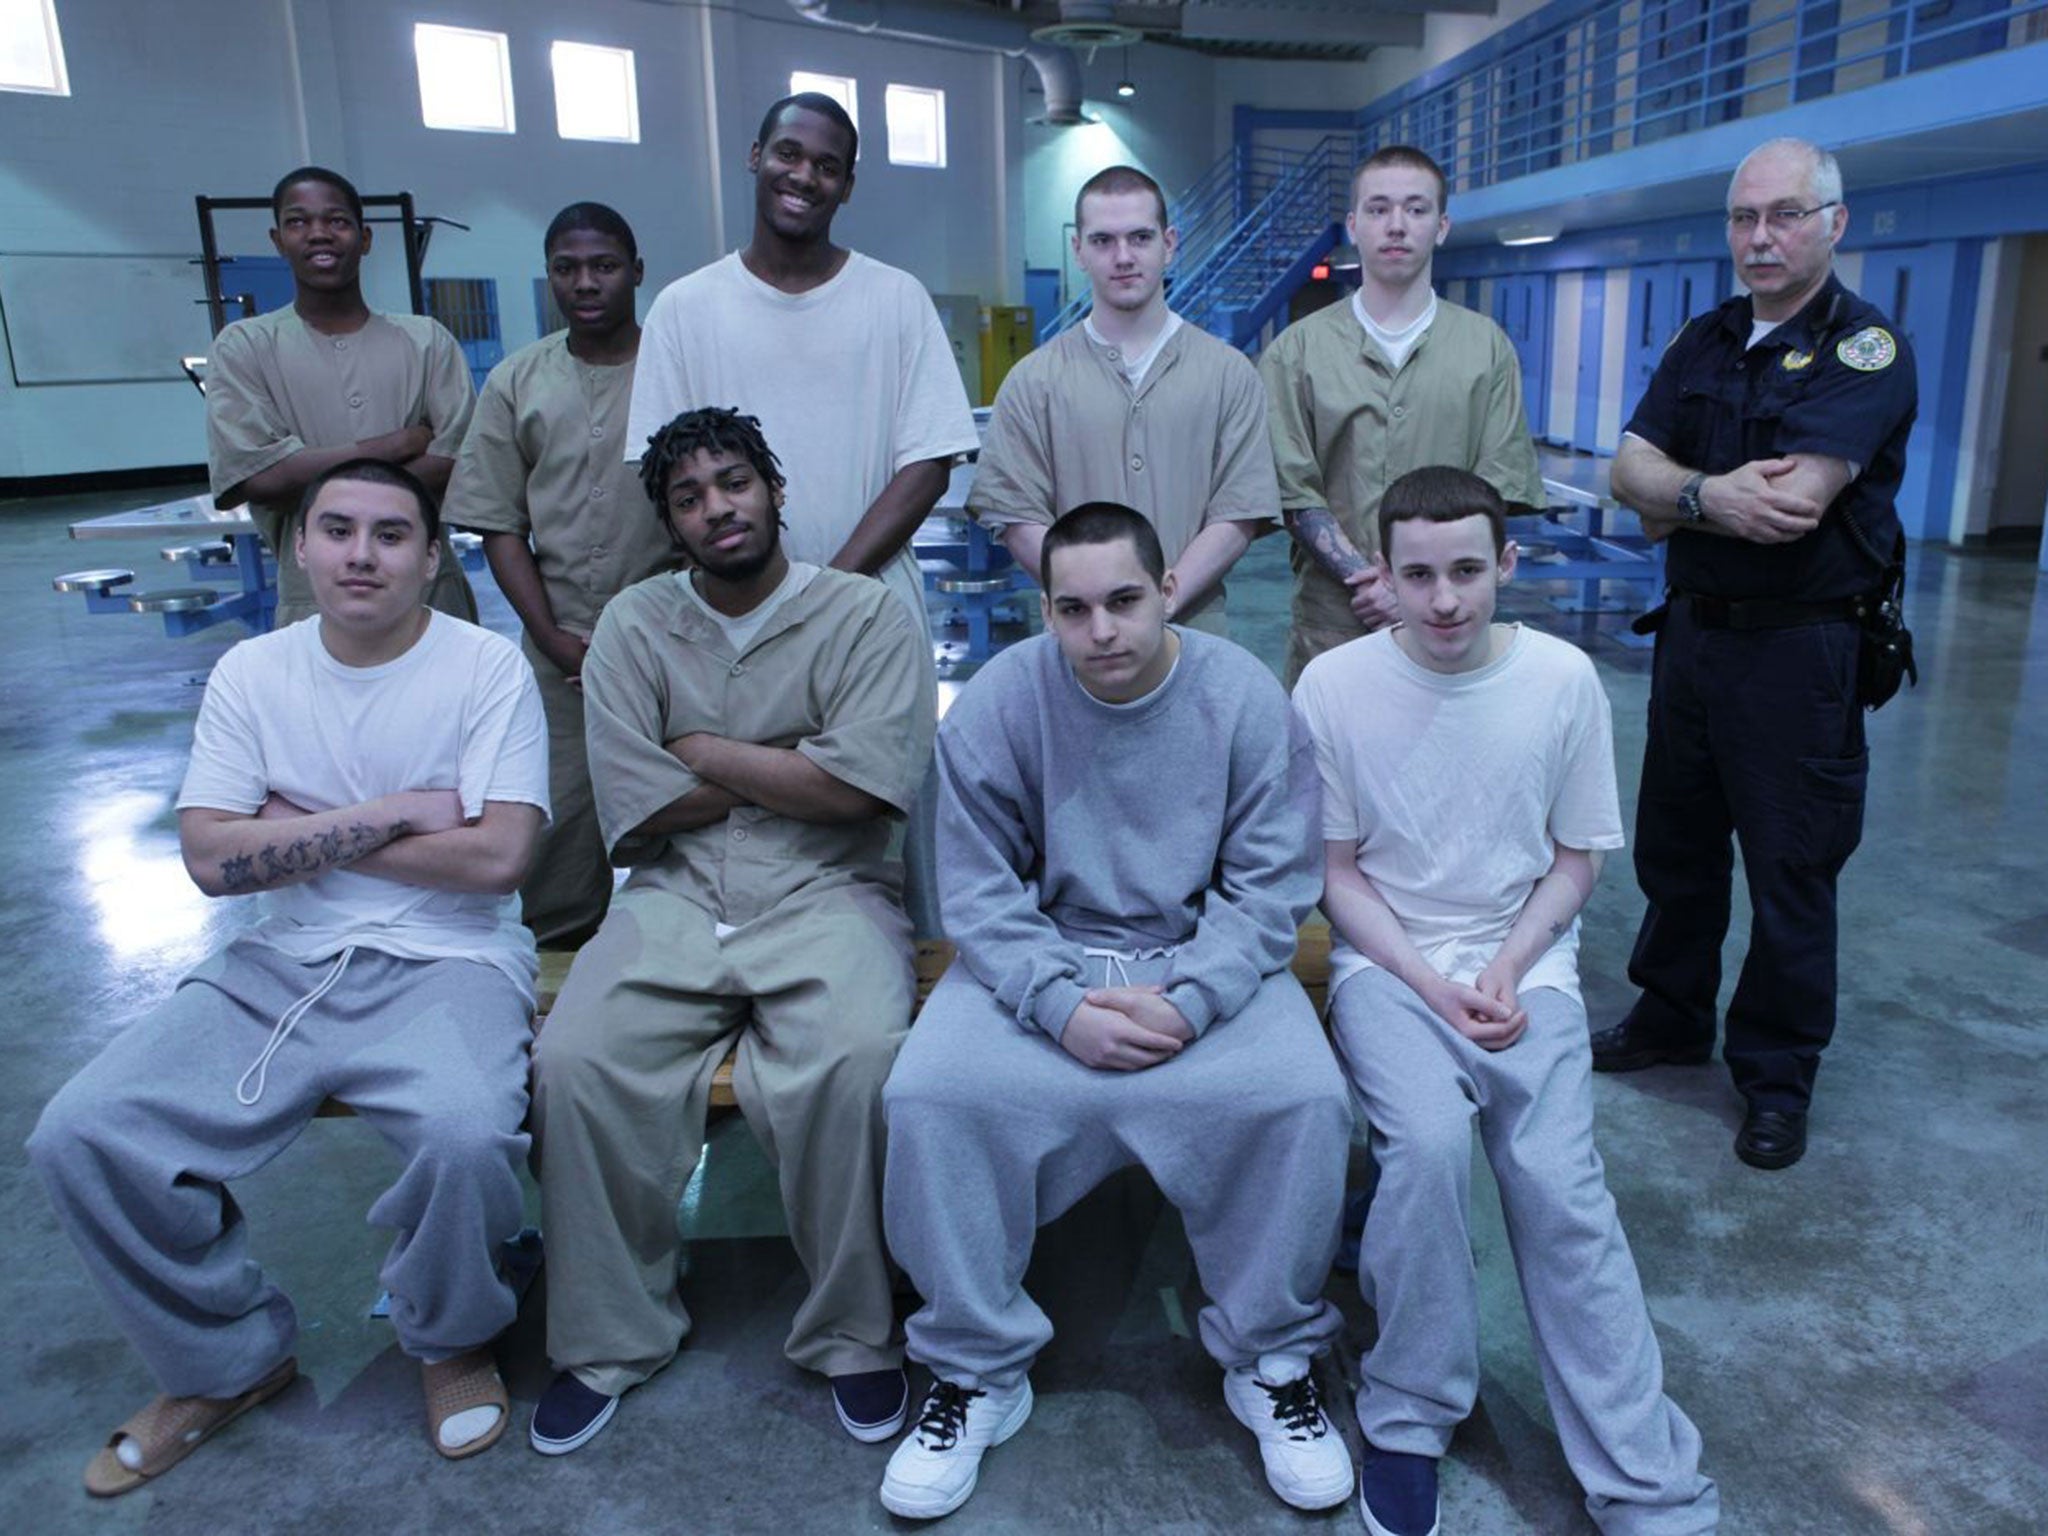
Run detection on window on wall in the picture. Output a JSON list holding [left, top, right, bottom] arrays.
[[552, 41, 638, 143], [1, 0, 69, 96], [884, 84, 946, 168], [789, 69, 858, 132], [414, 22, 515, 134]]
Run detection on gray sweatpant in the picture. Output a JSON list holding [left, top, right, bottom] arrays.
[[27, 939, 532, 1400], [884, 956, 1351, 1390], [1331, 968, 1719, 1536]]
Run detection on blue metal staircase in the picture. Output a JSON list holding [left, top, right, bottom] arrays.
[[1039, 134, 1354, 354]]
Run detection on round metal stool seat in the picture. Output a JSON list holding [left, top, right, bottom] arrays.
[[128, 586, 221, 613], [53, 568, 136, 594]]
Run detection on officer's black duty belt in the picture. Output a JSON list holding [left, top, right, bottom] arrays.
[[1675, 591, 1862, 631]]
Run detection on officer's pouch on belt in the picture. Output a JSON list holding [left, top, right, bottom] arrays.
[[1838, 506, 1918, 711], [1853, 580, 1916, 711]]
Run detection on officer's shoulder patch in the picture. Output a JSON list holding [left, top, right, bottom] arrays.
[[1781, 349, 1815, 372], [1836, 326, 1897, 372]]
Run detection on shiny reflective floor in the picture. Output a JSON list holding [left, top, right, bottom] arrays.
[[5, 479, 2046, 1534]]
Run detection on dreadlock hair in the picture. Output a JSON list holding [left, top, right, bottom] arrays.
[[638, 406, 786, 515]]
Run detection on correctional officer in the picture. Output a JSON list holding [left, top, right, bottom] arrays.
[[1594, 137, 1917, 1171]]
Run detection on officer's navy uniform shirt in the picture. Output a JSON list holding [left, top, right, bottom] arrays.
[[1625, 274, 1918, 602]]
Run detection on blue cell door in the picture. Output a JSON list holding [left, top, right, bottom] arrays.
[[1024, 268, 1062, 340], [1623, 260, 1720, 420], [1492, 273, 1553, 439], [1855, 241, 1978, 543], [1575, 270, 1606, 455]]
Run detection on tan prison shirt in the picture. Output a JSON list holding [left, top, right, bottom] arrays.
[[582, 567, 934, 926], [207, 306, 477, 622], [967, 318, 1277, 624], [442, 334, 675, 633], [1258, 297, 1542, 637]]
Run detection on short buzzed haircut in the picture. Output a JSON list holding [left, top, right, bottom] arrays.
[[1074, 165, 1168, 231], [1351, 144, 1448, 214], [299, 458, 441, 541], [1041, 502, 1167, 591], [544, 201, 639, 262], [272, 165, 364, 224], [1730, 136, 1844, 209], [756, 91, 859, 165], [1379, 466, 1507, 558]]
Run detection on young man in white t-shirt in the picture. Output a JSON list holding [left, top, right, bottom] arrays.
[[624, 91, 978, 934], [29, 460, 549, 1495], [1292, 468, 1717, 1536]]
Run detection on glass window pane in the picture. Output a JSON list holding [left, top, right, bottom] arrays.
[[553, 41, 638, 143], [789, 69, 858, 133], [0, 0, 69, 96], [885, 84, 945, 168], [414, 22, 515, 134]]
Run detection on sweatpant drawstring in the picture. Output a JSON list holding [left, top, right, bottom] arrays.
[[236, 947, 356, 1106]]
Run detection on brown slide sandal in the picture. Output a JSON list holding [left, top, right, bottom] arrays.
[[83, 1355, 299, 1497], [422, 1348, 510, 1461]]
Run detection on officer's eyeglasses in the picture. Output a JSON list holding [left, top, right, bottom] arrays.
[[1726, 202, 1839, 234]]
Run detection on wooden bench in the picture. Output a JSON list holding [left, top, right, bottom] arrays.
[[317, 926, 1335, 1118]]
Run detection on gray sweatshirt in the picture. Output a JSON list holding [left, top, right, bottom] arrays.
[[935, 628, 1321, 1041]]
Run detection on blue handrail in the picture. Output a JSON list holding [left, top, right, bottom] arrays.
[[1038, 135, 1354, 348], [1349, 0, 2048, 197]]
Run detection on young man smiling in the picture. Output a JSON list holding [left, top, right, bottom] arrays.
[[878, 504, 1353, 1521], [1294, 468, 1716, 1536], [30, 460, 549, 1492], [1259, 147, 1542, 682], [624, 92, 975, 933], [444, 203, 676, 949], [208, 166, 478, 625], [968, 165, 1277, 632], [530, 407, 932, 1457]]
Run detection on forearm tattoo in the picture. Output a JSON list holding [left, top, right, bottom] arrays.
[[219, 820, 394, 893], [1285, 506, 1369, 582]]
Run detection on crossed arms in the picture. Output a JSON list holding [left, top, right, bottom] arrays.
[[1613, 434, 1851, 546], [181, 792, 542, 898], [626, 734, 894, 840]]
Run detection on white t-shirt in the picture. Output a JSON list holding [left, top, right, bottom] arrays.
[[1353, 290, 1438, 371], [1293, 624, 1625, 1003], [626, 251, 980, 633], [1082, 310, 1183, 390], [676, 560, 819, 657], [177, 612, 551, 1000]]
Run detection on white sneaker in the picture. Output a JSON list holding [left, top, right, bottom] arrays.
[[1223, 1358, 1356, 1510], [878, 1377, 1034, 1520]]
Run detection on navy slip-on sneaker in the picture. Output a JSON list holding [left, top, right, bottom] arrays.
[[530, 1371, 619, 1456]]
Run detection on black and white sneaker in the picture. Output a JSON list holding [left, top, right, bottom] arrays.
[[878, 1376, 1033, 1519], [1223, 1359, 1355, 1510], [529, 1371, 619, 1456]]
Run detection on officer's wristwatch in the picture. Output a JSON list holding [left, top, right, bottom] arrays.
[[1676, 473, 1708, 524]]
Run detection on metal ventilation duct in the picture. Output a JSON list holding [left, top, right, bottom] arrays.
[[787, 0, 1087, 124]]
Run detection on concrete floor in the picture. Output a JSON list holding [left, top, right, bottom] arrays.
[[4, 479, 2046, 1534]]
